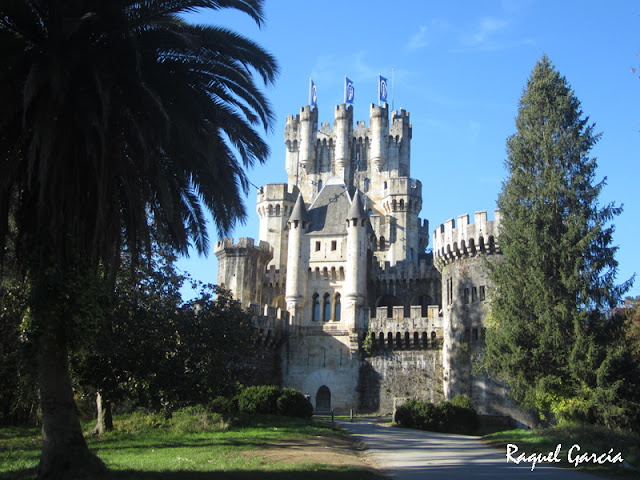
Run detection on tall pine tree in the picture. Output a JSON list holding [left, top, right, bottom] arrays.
[[484, 55, 634, 426]]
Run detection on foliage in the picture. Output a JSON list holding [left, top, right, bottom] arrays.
[[210, 395, 239, 414], [394, 397, 478, 434], [484, 55, 635, 428], [168, 405, 229, 434], [237, 385, 282, 415], [277, 388, 314, 419]]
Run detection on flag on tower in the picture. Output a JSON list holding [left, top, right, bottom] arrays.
[[345, 77, 355, 104], [379, 75, 388, 104], [310, 78, 317, 107]]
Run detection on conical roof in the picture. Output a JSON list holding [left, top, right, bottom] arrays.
[[347, 189, 367, 220], [288, 193, 309, 224]]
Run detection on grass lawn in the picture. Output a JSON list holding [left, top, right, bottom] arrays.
[[483, 424, 639, 477], [0, 413, 384, 480]]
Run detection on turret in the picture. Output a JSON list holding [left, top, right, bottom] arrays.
[[344, 190, 368, 329], [334, 104, 353, 177], [298, 105, 318, 170], [389, 109, 412, 176], [285, 194, 310, 325], [369, 104, 389, 171]]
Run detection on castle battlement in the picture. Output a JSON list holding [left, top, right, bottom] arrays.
[[247, 302, 289, 347], [432, 210, 501, 266], [263, 265, 286, 287], [363, 305, 444, 351], [214, 237, 272, 254], [374, 256, 436, 282]]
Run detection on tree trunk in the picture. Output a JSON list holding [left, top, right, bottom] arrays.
[[93, 392, 113, 435], [35, 315, 106, 479]]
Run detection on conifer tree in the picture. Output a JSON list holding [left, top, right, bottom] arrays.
[[484, 55, 634, 425]]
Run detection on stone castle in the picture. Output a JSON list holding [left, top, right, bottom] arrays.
[[215, 103, 525, 423]]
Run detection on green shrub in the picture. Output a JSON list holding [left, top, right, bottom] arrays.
[[237, 385, 281, 415], [114, 409, 168, 433], [277, 388, 313, 418], [450, 394, 474, 410], [209, 395, 237, 413], [170, 405, 229, 434], [395, 397, 478, 434]]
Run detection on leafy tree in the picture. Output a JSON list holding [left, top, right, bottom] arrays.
[[0, 1, 277, 477], [484, 55, 634, 426]]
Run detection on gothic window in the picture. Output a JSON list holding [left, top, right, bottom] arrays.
[[323, 293, 331, 322], [312, 293, 320, 322], [392, 199, 397, 211], [396, 332, 402, 349], [388, 332, 393, 348], [399, 199, 404, 210], [268, 204, 273, 216], [334, 294, 341, 321], [431, 331, 437, 341], [275, 204, 280, 216]]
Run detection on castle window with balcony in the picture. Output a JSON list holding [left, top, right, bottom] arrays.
[[323, 293, 331, 322]]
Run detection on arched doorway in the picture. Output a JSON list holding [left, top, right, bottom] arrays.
[[316, 385, 331, 412]]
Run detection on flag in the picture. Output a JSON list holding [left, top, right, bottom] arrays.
[[345, 77, 355, 104], [379, 75, 388, 104], [310, 78, 317, 107]]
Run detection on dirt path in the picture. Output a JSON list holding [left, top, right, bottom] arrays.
[[245, 433, 388, 478]]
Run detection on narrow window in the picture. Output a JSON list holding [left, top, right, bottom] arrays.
[[479, 286, 486, 301], [334, 294, 341, 321], [331, 240, 337, 251], [312, 294, 320, 322], [472, 287, 477, 302], [275, 204, 280, 216], [323, 293, 331, 322], [315, 241, 321, 252], [318, 179, 323, 191], [379, 236, 386, 251]]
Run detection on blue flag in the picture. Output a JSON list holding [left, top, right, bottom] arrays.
[[345, 77, 355, 104], [310, 78, 317, 107], [379, 75, 388, 104]]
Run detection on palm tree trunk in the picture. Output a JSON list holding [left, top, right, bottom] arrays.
[[35, 314, 105, 479]]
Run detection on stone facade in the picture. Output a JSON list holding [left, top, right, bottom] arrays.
[[215, 103, 522, 422]]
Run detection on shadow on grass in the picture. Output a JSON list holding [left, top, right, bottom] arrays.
[[108, 469, 385, 479]]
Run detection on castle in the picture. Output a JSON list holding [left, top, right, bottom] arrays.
[[215, 103, 526, 424]]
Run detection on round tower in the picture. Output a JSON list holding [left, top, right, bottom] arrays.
[[257, 183, 298, 270], [344, 190, 368, 330], [285, 194, 310, 325], [298, 105, 318, 171], [369, 103, 389, 172], [433, 210, 501, 407], [334, 104, 353, 178]]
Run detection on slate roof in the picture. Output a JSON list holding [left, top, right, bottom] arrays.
[[288, 193, 309, 224], [307, 179, 351, 235]]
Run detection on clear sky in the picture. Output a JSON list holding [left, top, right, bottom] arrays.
[[177, 0, 640, 301]]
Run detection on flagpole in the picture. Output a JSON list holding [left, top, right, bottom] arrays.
[[309, 77, 312, 106], [344, 75, 347, 104], [392, 68, 395, 111], [378, 73, 380, 106]]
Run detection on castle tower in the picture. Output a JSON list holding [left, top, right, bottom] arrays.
[[214, 237, 273, 308], [388, 109, 412, 176], [433, 210, 501, 406], [285, 194, 310, 325], [333, 104, 353, 179], [344, 190, 368, 330], [369, 104, 389, 172], [257, 183, 298, 269]]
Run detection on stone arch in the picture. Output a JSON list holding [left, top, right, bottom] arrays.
[[316, 386, 331, 412], [311, 293, 320, 322], [333, 293, 341, 322], [322, 293, 331, 322]]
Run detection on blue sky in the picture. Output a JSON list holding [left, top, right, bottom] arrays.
[[177, 0, 640, 301]]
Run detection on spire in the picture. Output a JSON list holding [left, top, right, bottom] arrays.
[[288, 193, 309, 225], [347, 190, 367, 222]]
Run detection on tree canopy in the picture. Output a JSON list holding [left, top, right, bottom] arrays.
[[484, 55, 636, 428]]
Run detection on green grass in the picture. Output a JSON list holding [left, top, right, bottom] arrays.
[[483, 424, 639, 477], [0, 413, 384, 480]]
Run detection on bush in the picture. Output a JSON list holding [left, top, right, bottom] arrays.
[[237, 385, 281, 415], [394, 396, 478, 434], [209, 395, 237, 413], [170, 405, 229, 434], [277, 388, 313, 419]]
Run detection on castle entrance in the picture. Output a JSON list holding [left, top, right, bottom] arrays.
[[316, 386, 331, 412]]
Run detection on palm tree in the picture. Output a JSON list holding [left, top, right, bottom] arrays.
[[0, 1, 278, 477]]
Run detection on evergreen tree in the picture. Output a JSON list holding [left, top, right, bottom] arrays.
[[484, 55, 634, 426]]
